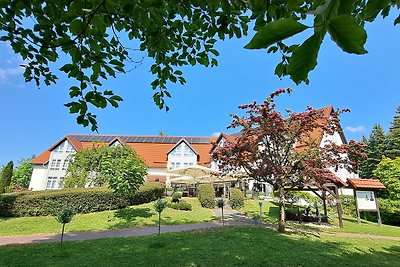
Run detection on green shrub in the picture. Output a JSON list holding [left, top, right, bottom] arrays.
[[340, 195, 356, 216], [0, 182, 165, 217], [197, 184, 215, 208], [168, 200, 192, 211], [229, 188, 245, 209], [379, 198, 400, 226], [363, 198, 400, 226], [129, 182, 166, 205], [171, 192, 182, 203]]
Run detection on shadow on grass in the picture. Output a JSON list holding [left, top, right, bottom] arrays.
[[2, 227, 399, 266], [110, 208, 154, 229]]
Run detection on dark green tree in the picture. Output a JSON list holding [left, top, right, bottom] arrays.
[[359, 124, 387, 178], [0, 161, 13, 193], [0, 0, 398, 130], [386, 106, 400, 159]]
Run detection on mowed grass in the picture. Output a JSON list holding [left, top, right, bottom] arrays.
[[242, 200, 400, 237], [0, 198, 214, 236], [0, 226, 399, 267]]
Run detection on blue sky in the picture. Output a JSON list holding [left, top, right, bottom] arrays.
[[0, 16, 399, 166]]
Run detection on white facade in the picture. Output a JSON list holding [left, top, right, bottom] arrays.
[[30, 140, 75, 191], [29, 138, 205, 191]]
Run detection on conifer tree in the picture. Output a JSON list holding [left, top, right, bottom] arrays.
[[0, 161, 14, 193], [386, 106, 400, 159], [360, 124, 387, 178]]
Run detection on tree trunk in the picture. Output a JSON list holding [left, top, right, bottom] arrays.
[[278, 187, 286, 233], [108, 195, 114, 222], [158, 213, 161, 235], [221, 206, 224, 226], [61, 223, 65, 243]]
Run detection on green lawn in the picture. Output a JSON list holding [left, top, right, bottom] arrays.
[[0, 226, 399, 267], [242, 199, 400, 237], [0, 198, 214, 236], [242, 199, 280, 223]]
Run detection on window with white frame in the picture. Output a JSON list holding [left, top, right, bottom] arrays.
[[62, 159, 69, 170], [53, 142, 65, 153], [65, 142, 75, 153], [170, 145, 182, 156], [55, 159, 61, 170], [170, 162, 181, 169], [183, 144, 195, 156], [46, 177, 59, 189], [50, 159, 57, 170], [183, 162, 194, 167]]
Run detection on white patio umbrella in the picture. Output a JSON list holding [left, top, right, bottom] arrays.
[[167, 165, 221, 181]]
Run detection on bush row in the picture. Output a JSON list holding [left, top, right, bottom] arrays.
[[0, 182, 165, 217]]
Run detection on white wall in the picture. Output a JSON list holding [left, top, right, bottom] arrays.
[[29, 164, 48, 191]]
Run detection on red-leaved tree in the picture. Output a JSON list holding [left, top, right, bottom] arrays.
[[213, 88, 365, 232]]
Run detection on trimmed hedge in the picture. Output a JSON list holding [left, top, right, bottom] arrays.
[[198, 184, 215, 208], [0, 182, 165, 217], [229, 188, 245, 209], [168, 200, 192, 211], [129, 182, 165, 205]]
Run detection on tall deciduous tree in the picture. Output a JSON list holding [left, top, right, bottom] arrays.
[[12, 157, 34, 188], [386, 106, 400, 159], [0, 1, 398, 130], [65, 145, 147, 195], [0, 161, 14, 193], [373, 157, 400, 200], [359, 124, 387, 178], [213, 88, 365, 232]]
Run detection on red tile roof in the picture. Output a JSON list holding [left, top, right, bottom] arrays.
[[31, 135, 215, 168], [347, 178, 386, 190]]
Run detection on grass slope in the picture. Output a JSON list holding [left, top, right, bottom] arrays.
[[0, 198, 214, 236], [0, 227, 399, 267]]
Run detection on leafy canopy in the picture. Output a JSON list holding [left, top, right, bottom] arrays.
[[0, 0, 398, 130], [11, 157, 34, 188], [373, 157, 400, 200], [65, 145, 147, 195], [214, 88, 365, 190]]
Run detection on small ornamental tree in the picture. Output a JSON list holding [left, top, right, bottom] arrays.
[[216, 198, 225, 226], [0, 161, 13, 194], [214, 88, 365, 232], [55, 207, 75, 243], [154, 199, 168, 236]]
